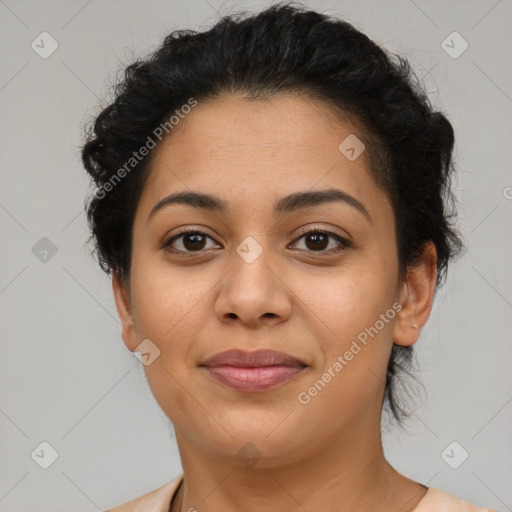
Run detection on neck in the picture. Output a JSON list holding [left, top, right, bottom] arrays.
[[171, 409, 426, 512]]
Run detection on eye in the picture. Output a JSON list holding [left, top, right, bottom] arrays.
[[290, 228, 350, 254], [162, 228, 220, 255]]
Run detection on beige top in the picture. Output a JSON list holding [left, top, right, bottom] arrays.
[[103, 474, 497, 512]]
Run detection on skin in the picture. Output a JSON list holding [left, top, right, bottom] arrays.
[[112, 93, 437, 512]]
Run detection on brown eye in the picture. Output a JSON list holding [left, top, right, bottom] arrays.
[[304, 232, 329, 251], [291, 229, 350, 254], [163, 230, 219, 254]]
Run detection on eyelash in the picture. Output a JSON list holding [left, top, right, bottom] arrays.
[[161, 226, 351, 257]]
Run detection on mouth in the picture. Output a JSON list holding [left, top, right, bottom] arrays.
[[199, 349, 308, 392]]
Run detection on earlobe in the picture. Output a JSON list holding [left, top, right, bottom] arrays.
[[112, 272, 138, 351], [393, 242, 438, 347]]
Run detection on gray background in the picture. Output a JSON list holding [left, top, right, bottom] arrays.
[[0, 0, 511, 510]]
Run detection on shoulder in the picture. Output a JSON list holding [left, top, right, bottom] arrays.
[[103, 474, 183, 512], [415, 487, 497, 512]]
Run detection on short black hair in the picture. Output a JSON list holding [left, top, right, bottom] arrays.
[[81, 1, 464, 426]]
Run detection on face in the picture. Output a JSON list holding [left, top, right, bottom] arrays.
[[113, 93, 434, 468]]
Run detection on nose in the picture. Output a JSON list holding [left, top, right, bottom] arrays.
[[214, 242, 293, 328]]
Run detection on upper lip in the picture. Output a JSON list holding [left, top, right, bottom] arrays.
[[200, 349, 307, 368]]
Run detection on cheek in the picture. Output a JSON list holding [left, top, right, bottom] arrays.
[[296, 260, 396, 337], [296, 280, 396, 420], [130, 258, 211, 341], [298, 256, 397, 381], [130, 268, 207, 417]]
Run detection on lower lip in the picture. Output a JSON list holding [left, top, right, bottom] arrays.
[[202, 365, 306, 392]]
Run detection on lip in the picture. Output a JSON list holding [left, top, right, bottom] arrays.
[[200, 349, 307, 392]]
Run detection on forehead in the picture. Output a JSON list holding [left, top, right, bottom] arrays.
[[135, 93, 390, 222]]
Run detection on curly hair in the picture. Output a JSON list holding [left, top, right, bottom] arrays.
[[81, 1, 464, 426]]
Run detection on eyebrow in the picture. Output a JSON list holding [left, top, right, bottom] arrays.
[[147, 188, 371, 224]]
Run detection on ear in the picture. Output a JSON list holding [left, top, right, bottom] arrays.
[[393, 241, 438, 347], [112, 272, 138, 352]]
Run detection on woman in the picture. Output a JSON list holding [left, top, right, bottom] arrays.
[[81, 2, 496, 511]]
